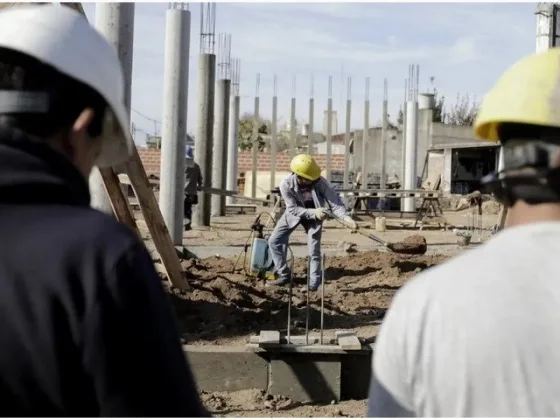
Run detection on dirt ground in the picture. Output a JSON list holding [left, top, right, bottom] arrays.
[[140, 202, 502, 416]]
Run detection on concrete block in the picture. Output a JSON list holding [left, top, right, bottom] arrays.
[[268, 354, 341, 403], [185, 346, 268, 392]]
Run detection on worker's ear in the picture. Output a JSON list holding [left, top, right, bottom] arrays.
[[60, 108, 102, 177]]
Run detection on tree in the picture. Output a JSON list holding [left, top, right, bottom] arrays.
[[444, 93, 478, 126], [432, 89, 445, 123], [238, 112, 268, 151]]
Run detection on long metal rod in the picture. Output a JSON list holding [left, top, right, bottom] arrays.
[[251, 73, 260, 199], [308, 74, 314, 155], [287, 254, 294, 345], [290, 75, 296, 158], [306, 256, 310, 346], [362, 77, 370, 190], [320, 253, 325, 345], [326, 76, 333, 182]]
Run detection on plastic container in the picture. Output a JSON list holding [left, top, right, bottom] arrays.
[[375, 217, 387, 232], [249, 238, 275, 277]]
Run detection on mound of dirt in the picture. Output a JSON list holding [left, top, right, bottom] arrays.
[[389, 235, 428, 255], [168, 250, 446, 345]]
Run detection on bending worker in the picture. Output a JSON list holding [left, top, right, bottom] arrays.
[[369, 48, 560, 417], [268, 154, 356, 291]]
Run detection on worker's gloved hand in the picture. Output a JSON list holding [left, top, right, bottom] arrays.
[[344, 216, 358, 230], [314, 207, 329, 221]]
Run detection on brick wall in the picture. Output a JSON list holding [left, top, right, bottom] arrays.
[[138, 148, 346, 178]]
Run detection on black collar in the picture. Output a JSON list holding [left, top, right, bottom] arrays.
[[0, 126, 90, 207]]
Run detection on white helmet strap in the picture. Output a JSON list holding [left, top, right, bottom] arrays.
[[0, 91, 49, 114]]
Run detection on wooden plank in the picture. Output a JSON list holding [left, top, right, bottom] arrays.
[[123, 146, 189, 290], [335, 330, 362, 350], [99, 167, 139, 235], [258, 330, 281, 346]]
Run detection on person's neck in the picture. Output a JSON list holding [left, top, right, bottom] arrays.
[[507, 201, 560, 227]]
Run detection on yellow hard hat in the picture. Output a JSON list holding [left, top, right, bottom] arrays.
[[290, 154, 321, 181], [474, 48, 560, 142]]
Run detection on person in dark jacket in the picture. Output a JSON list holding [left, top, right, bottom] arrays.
[[0, 5, 207, 417], [184, 145, 202, 231]]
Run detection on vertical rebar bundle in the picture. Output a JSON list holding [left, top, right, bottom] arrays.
[[216, 32, 231, 80], [199, 2, 215, 54], [251, 73, 260, 198]]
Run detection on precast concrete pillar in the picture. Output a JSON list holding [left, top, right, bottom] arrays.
[[211, 79, 231, 216], [159, 7, 191, 244], [403, 100, 418, 212], [193, 53, 216, 227], [226, 94, 240, 205], [90, 3, 135, 214]]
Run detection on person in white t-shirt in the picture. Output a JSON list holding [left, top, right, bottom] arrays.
[[368, 47, 560, 417]]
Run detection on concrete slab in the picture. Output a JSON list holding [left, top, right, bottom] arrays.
[[268, 354, 341, 403], [341, 352, 373, 400], [185, 346, 268, 392]]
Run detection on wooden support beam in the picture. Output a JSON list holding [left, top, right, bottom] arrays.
[[122, 147, 189, 290], [99, 167, 139, 235]]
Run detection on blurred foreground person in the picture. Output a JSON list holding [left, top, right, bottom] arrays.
[[369, 47, 560, 417], [0, 5, 207, 416]]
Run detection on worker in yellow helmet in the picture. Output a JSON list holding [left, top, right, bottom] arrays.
[[368, 48, 560, 417], [268, 154, 356, 291]]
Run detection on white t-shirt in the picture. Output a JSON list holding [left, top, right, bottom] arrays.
[[372, 222, 560, 417]]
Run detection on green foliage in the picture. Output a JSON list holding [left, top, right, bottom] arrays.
[[238, 113, 268, 151]]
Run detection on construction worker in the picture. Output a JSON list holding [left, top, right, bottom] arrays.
[[0, 6, 206, 416], [368, 48, 560, 417], [184, 145, 202, 231], [268, 154, 356, 291]]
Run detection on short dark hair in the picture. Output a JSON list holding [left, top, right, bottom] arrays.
[[0, 47, 107, 139]]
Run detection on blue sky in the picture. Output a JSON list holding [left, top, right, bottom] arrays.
[[82, 2, 536, 145]]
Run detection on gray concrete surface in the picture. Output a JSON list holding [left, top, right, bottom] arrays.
[[186, 346, 268, 392], [211, 79, 231, 217]]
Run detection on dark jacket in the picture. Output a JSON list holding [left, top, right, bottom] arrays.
[[184, 161, 202, 196], [0, 127, 208, 417]]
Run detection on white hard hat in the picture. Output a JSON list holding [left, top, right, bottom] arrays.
[[0, 5, 133, 167]]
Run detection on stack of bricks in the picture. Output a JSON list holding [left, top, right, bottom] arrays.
[[138, 148, 346, 178]]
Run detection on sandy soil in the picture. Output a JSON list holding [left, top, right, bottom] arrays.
[[139, 202, 501, 416], [201, 389, 367, 417]]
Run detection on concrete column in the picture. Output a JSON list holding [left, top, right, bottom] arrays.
[[308, 97, 314, 155], [442, 148, 453, 193], [361, 102, 369, 190], [90, 3, 135, 214], [400, 103, 408, 211], [251, 93, 260, 198], [403, 101, 418, 212], [270, 88, 278, 192], [193, 53, 216, 227], [417, 108, 433, 179], [159, 7, 190, 244], [226, 95, 240, 205], [211, 79, 231, 216], [343, 94, 352, 204], [536, 3, 555, 53], [380, 99, 388, 189], [326, 76, 333, 182]]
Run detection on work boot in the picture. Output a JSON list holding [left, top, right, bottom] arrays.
[[266, 277, 289, 287]]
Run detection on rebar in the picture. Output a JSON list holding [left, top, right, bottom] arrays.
[[168, 2, 188, 10], [231, 58, 240, 96], [216, 32, 231, 80], [306, 256, 310, 346], [287, 254, 294, 345], [199, 2, 216, 54], [320, 253, 325, 345]]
